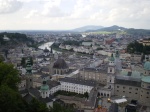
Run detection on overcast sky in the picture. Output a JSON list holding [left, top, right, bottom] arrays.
[[0, 0, 150, 30]]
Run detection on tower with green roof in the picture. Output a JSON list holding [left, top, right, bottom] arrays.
[[107, 53, 116, 95], [25, 57, 33, 90], [40, 81, 49, 98], [143, 60, 150, 76], [108, 53, 116, 74], [139, 60, 150, 106], [115, 50, 120, 58]]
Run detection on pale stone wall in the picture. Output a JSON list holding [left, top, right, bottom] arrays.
[[139, 82, 150, 106], [79, 70, 107, 85], [114, 84, 140, 101]]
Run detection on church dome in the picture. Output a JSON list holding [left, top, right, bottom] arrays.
[[40, 81, 49, 91], [144, 61, 150, 70], [53, 58, 68, 69]]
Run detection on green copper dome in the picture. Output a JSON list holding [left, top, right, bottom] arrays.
[[144, 61, 150, 70], [40, 85, 49, 91], [109, 54, 115, 61], [40, 81, 49, 91], [142, 76, 150, 83]]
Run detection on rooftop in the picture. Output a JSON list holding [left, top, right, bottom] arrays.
[[115, 78, 141, 87], [59, 77, 97, 87], [141, 76, 150, 83], [53, 58, 68, 69]]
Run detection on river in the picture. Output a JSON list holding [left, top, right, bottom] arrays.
[[38, 42, 54, 50], [38, 42, 61, 53]]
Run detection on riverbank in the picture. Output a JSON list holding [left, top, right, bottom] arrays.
[[51, 43, 93, 57]]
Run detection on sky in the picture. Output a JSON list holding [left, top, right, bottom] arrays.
[[0, 0, 150, 30]]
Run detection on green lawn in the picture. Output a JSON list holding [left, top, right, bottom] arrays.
[[54, 90, 86, 98]]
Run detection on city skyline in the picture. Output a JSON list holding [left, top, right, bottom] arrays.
[[0, 0, 150, 30]]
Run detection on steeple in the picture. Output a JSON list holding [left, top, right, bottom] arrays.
[[49, 50, 54, 75], [25, 57, 33, 90], [26, 58, 32, 74], [40, 81, 49, 98], [109, 53, 115, 66], [108, 53, 116, 74], [115, 50, 119, 58], [115, 50, 122, 72]]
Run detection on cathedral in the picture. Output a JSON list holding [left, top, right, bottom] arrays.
[[98, 51, 150, 106]]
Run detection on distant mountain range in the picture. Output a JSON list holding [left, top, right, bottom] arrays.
[[72, 25, 150, 35], [1, 25, 150, 35], [72, 25, 104, 32]]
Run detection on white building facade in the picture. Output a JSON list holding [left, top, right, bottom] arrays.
[[59, 78, 96, 94]]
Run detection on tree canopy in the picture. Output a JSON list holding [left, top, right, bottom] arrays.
[[0, 63, 20, 90], [0, 85, 28, 112], [127, 41, 150, 54], [0, 62, 49, 112]]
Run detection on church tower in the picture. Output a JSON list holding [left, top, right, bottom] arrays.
[[108, 54, 116, 74], [115, 50, 122, 72], [26, 57, 33, 90], [107, 54, 116, 95], [40, 81, 49, 98], [49, 47, 54, 76]]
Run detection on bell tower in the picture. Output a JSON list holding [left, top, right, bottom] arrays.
[[107, 53, 116, 95], [49, 47, 54, 76], [108, 54, 116, 74], [26, 57, 33, 90], [40, 81, 49, 98]]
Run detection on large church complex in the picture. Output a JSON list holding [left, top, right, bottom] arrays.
[[18, 47, 150, 110]]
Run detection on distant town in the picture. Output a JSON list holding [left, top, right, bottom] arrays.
[[0, 25, 150, 112]]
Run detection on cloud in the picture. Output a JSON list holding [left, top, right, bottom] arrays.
[[25, 10, 38, 18], [1, 0, 150, 29], [41, 0, 68, 17], [0, 0, 23, 14]]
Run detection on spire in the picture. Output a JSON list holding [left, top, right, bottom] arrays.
[[26, 58, 32, 74], [110, 53, 115, 61], [115, 50, 119, 58]]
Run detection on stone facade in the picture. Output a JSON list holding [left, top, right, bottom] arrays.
[[79, 68, 107, 85]]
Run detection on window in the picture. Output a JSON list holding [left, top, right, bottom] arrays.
[[136, 88, 138, 90], [117, 90, 119, 92], [146, 97, 149, 98], [117, 86, 119, 88], [110, 68, 112, 72], [135, 93, 137, 94], [123, 91, 125, 93], [110, 80, 111, 82], [123, 87, 125, 89], [147, 92, 149, 94], [129, 87, 132, 90], [129, 92, 131, 93]]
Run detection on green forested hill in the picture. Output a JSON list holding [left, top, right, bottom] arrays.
[[0, 32, 34, 45]]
